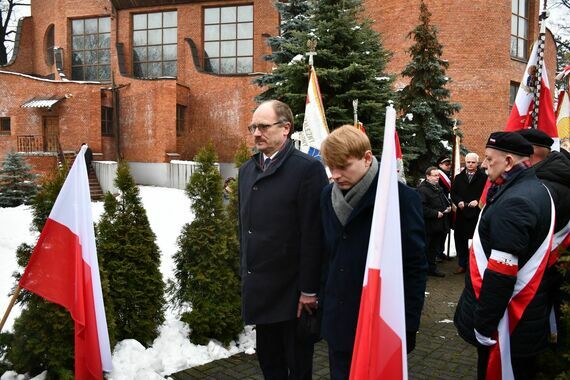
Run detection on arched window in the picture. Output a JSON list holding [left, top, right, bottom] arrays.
[[45, 24, 55, 65]]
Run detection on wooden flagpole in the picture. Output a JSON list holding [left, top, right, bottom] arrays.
[[0, 285, 22, 332]]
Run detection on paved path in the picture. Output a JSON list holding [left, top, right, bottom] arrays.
[[172, 258, 477, 379]]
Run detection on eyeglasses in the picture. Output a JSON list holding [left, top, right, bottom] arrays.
[[247, 121, 285, 133]]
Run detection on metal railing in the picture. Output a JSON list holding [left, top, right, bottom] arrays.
[[17, 134, 59, 153]]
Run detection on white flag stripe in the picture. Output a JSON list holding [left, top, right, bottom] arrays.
[[300, 67, 329, 154]]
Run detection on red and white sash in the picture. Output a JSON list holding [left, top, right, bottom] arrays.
[[438, 169, 451, 192], [469, 192, 555, 379], [548, 220, 570, 267]]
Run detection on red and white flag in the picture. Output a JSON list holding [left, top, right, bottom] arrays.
[[394, 130, 405, 183], [350, 105, 407, 380], [300, 66, 329, 159], [19, 145, 112, 380], [505, 41, 558, 150]]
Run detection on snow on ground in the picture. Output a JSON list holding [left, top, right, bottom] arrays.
[[1, 186, 255, 379]]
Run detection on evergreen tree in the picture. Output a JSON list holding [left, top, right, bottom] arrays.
[[4, 166, 75, 379], [397, 0, 461, 183], [254, 0, 396, 153], [96, 161, 165, 345], [172, 143, 242, 345], [0, 151, 38, 207]]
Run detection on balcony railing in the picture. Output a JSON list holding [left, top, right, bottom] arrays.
[[17, 134, 59, 153]]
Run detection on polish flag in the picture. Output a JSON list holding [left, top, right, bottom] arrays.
[[505, 41, 558, 150], [300, 66, 329, 160], [19, 145, 112, 380], [350, 106, 407, 380]]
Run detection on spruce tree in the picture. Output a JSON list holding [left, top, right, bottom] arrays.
[[96, 161, 165, 345], [0, 151, 38, 207], [397, 0, 461, 183], [172, 143, 242, 345], [254, 0, 396, 153]]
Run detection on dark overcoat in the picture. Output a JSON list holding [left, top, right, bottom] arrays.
[[454, 168, 553, 357], [320, 175, 428, 352], [450, 168, 487, 238], [417, 180, 450, 234], [238, 141, 328, 325]]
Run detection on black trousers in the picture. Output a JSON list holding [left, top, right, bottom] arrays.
[[477, 346, 536, 380], [256, 320, 314, 380], [328, 346, 351, 380], [426, 231, 446, 272], [454, 232, 470, 269]]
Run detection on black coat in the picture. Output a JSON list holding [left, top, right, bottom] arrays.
[[450, 168, 487, 238], [238, 141, 328, 325], [533, 151, 570, 233], [417, 180, 450, 234], [454, 168, 553, 357], [320, 175, 428, 351]]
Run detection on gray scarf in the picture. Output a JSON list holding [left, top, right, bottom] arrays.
[[331, 157, 378, 226]]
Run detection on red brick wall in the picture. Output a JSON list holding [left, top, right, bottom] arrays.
[[365, 0, 557, 157], [1, 17, 34, 74]]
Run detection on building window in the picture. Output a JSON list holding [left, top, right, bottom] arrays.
[[509, 81, 519, 109], [101, 107, 113, 136], [45, 25, 55, 66], [133, 11, 177, 78], [204, 5, 253, 74], [0, 118, 11, 135], [511, 0, 529, 60], [176, 105, 186, 136], [72, 17, 111, 81]]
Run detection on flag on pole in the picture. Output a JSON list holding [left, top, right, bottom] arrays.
[[19, 146, 112, 380], [557, 90, 570, 152], [505, 41, 558, 149], [555, 64, 570, 81], [350, 105, 407, 380], [300, 66, 329, 159], [451, 132, 461, 179]]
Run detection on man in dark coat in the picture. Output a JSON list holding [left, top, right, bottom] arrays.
[[319, 126, 427, 379], [454, 132, 554, 380], [81, 142, 93, 173], [436, 156, 453, 261], [238, 100, 328, 379], [417, 167, 451, 277], [450, 152, 487, 274]]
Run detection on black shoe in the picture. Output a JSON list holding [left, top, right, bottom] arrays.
[[428, 270, 446, 278]]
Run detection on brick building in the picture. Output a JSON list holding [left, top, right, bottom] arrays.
[[0, 0, 557, 183]]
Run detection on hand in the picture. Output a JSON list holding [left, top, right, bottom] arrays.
[[297, 294, 318, 318], [468, 200, 478, 208], [458, 201, 465, 209], [444, 206, 451, 213], [475, 329, 497, 346], [437, 211, 443, 218]]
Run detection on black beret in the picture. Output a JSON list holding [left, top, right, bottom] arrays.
[[486, 131, 533, 156], [515, 128, 554, 149], [437, 155, 451, 165]]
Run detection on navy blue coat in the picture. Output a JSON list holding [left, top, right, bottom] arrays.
[[320, 174, 428, 351], [238, 141, 328, 325], [454, 168, 552, 357]]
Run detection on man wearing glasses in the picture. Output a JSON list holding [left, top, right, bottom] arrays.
[[238, 100, 328, 379]]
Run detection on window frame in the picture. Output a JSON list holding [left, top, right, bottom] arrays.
[[509, 81, 519, 110], [45, 24, 55, 66], [511, 0, 529, 60], [176, 104, 186, 137], [132, 10, 178, 79], [203, 4, 254, 75], [0, 117, 11, 135], [71, 16, 112, 82], [101, 107, 114, 136]]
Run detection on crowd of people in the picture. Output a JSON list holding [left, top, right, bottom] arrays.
[[237, 99, 570, 380]]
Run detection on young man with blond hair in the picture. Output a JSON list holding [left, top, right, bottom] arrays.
[[319, 125, 427, 379]]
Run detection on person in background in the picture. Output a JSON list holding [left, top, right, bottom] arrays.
[[436, 156, 453, 262], [417, 166, 451, 277], [450, 153, 487, 274], [319, 125, 427, 379], [81, 142, 93, 174], [238, 100, 328, 379]]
